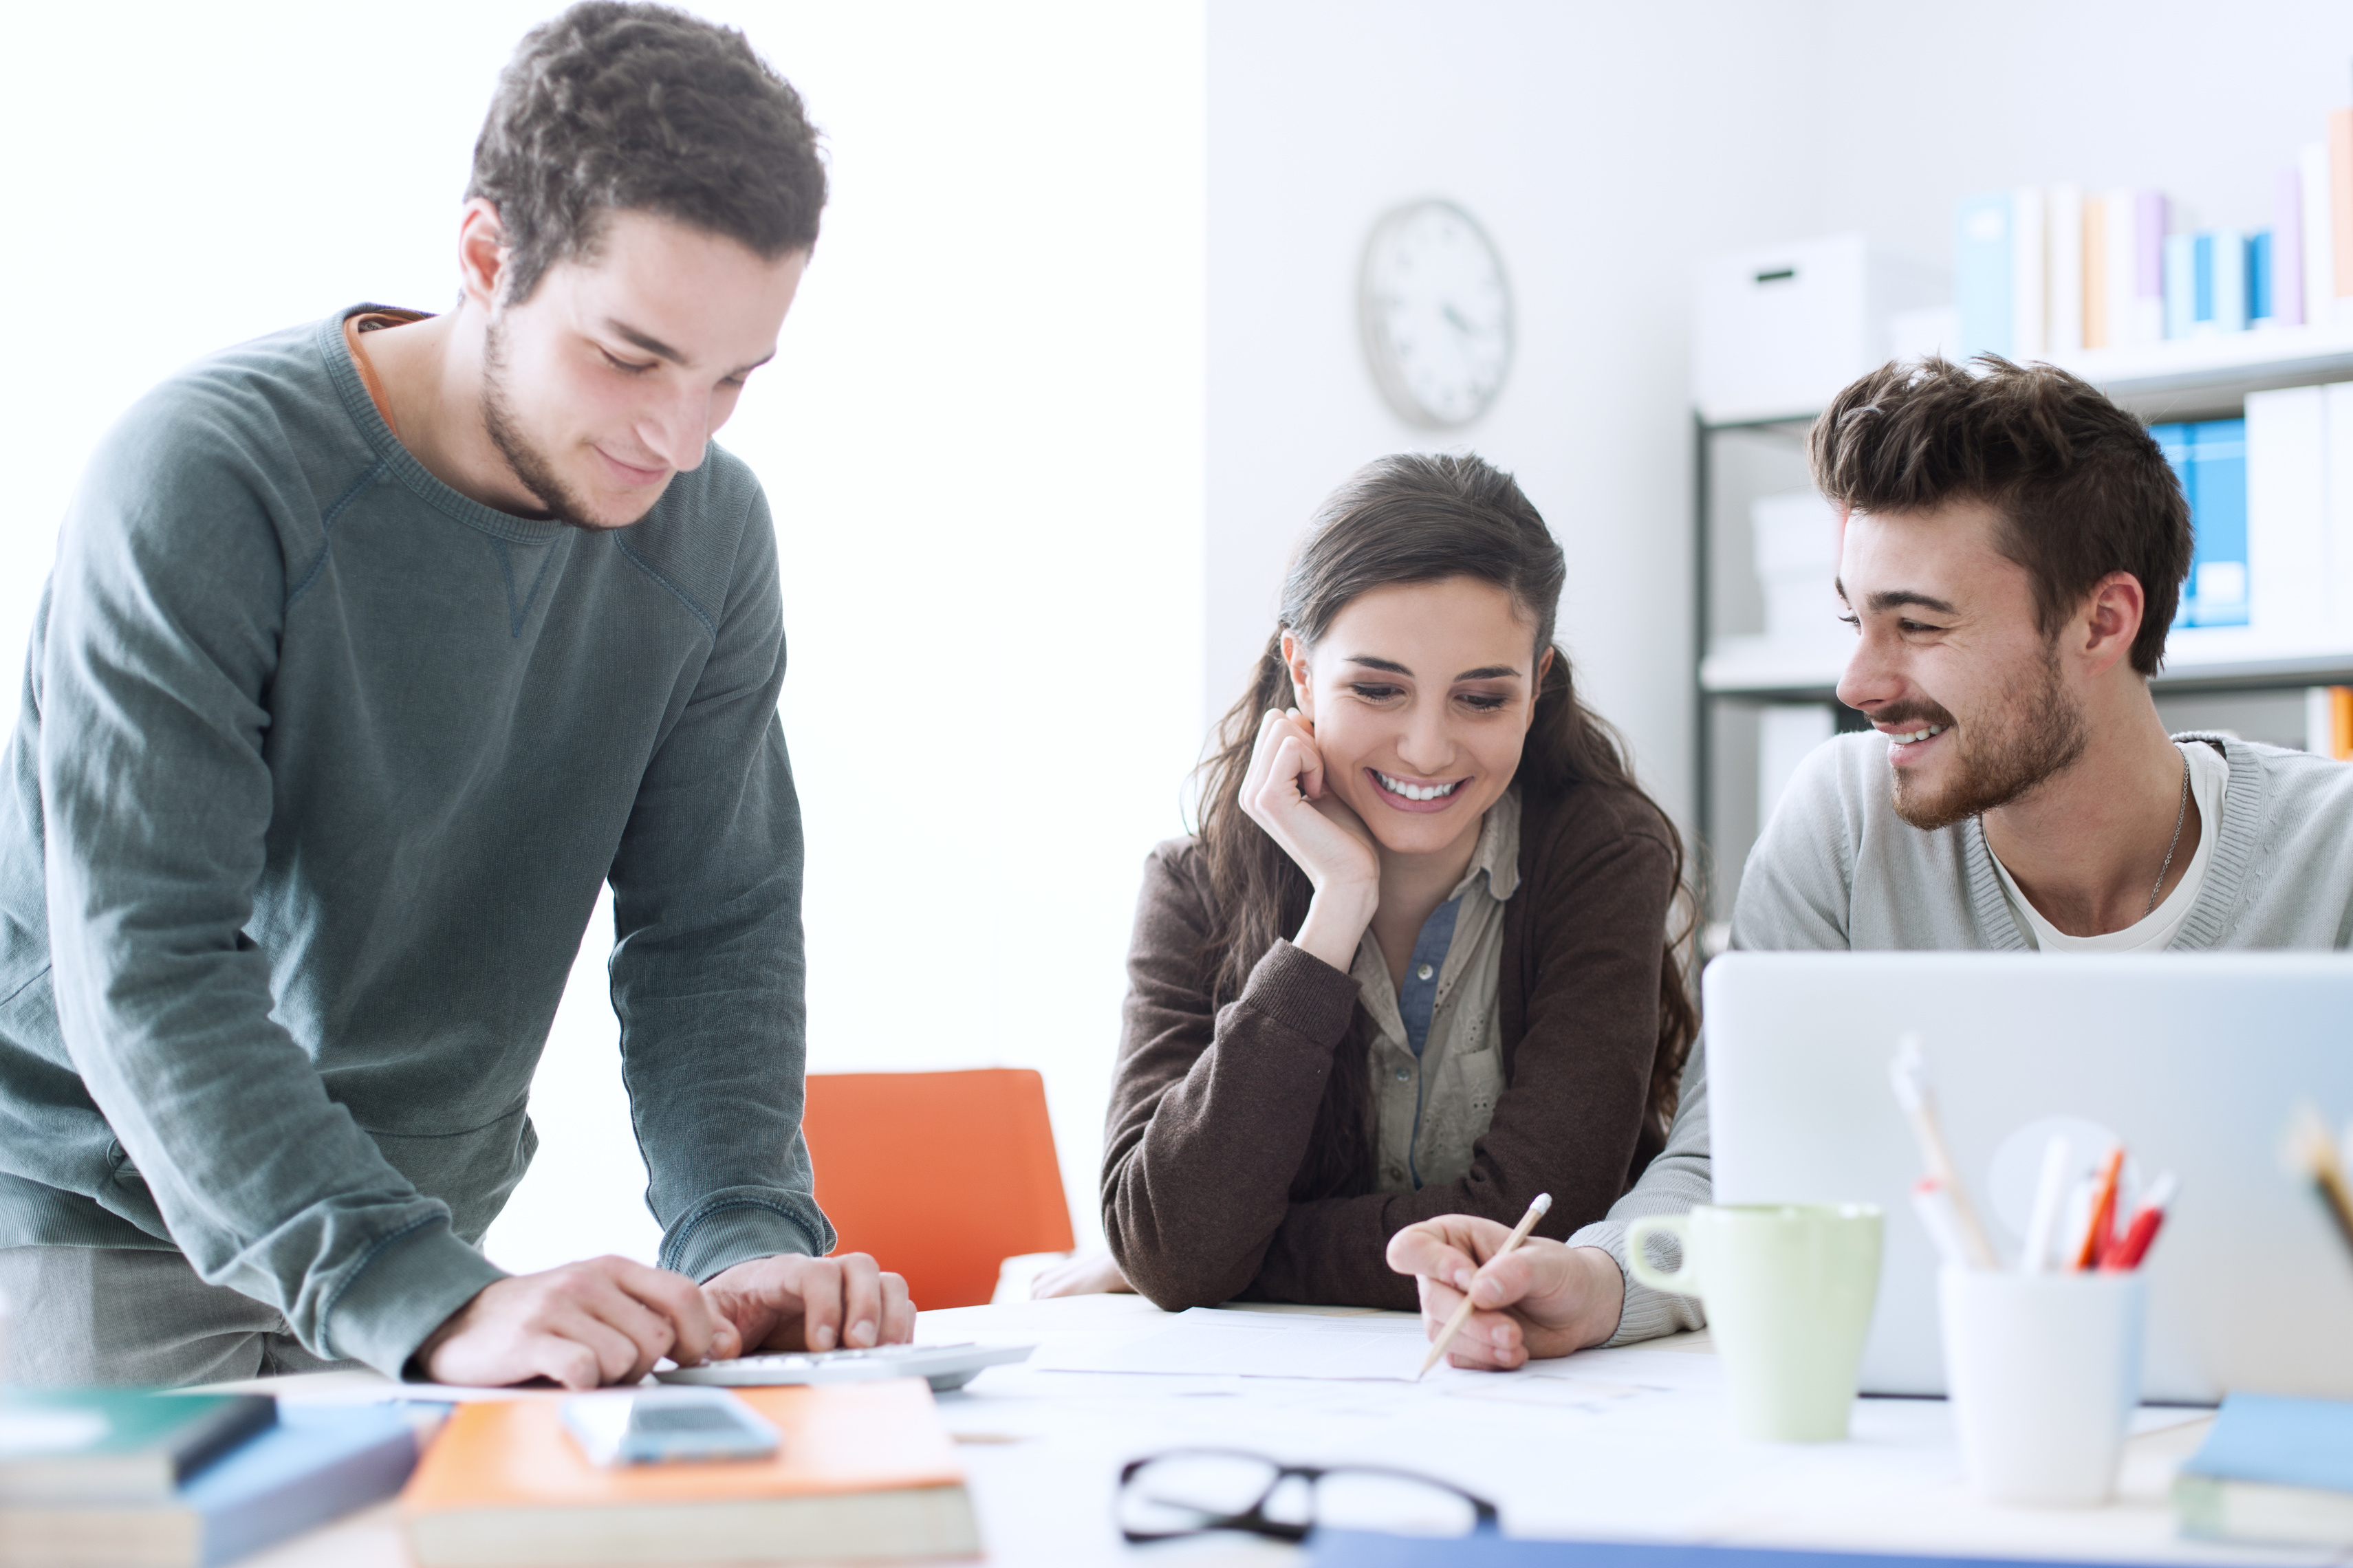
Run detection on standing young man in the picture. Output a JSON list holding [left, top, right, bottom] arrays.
[[1389, 356, 2353, 1367], [0, 3, 911, 1388]]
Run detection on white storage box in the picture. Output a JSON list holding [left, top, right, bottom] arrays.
[[1694, 235, 1947, 425], [1751, 490, 1847, 645]]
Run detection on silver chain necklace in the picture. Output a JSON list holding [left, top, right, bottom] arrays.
[[2145, 754, 2191, 919]]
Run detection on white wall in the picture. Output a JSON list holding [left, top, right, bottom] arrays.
[[1202, 1, 1823, 833], [1, 1, 1204, 1275]]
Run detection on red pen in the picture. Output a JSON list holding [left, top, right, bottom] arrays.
[[2102, 1173, 2178, 1272]]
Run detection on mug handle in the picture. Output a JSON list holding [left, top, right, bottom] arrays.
[[1625, 1214, 1702, 1298]]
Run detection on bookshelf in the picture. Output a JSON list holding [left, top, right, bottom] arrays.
[[1691, 323, 2353, 930]]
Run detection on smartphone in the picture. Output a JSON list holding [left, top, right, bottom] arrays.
[[561, 1387, 781, 1467]]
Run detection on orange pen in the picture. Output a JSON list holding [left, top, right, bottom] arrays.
[[2072, 1146, 2126, 1271]]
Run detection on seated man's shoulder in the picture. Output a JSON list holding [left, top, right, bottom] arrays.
[[2225, 734, 2353, 820]]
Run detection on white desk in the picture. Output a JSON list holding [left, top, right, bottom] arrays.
[[230, 1296, 2346, 1568]]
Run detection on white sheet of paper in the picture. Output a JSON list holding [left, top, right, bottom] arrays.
[[1032, 1307, 1429, 1380]]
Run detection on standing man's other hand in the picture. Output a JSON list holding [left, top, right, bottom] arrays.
[[415, 1255, 733, 1389], [1385, 1217, 1625, 1370], [701, 1252, 915, 1358]]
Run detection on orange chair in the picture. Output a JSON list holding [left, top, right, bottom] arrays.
[[801, 1068, 1077, 1310]]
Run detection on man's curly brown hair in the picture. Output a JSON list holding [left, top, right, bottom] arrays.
[[468, 2, 826, 305]]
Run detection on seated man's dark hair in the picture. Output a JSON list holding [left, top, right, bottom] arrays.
[[468, 1, 827, 305], [1808, 356, 2194, 677]]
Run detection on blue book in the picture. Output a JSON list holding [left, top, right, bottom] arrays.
[[2208, 230, 2249, 333], [2182, 418, 2250, 627], [2175, 1392, 2353, 1546], [2193, 232, 2214, 329], [2249, 230, 2275, 324], [0, 1404, 422, 1567], [1953, 193, 2013, 358], [2163, 232, 2196, 339], [1309, 1533, 2180, 1567]]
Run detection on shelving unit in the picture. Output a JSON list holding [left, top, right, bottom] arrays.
[[1692, 322, 2353, 928]]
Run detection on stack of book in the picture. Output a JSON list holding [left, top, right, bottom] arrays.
[[2176, 1391, 2353, 1547], [1958, 108, 2353, 358], [0, 1389, 420, 1567]]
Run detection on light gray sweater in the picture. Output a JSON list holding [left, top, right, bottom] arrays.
[[1571, 729, 2353, 1343]]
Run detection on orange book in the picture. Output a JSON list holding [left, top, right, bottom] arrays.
[[400, 1380, 978, 1565], [2332, 686, 2353, 761]]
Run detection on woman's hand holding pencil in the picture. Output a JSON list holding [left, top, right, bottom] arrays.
[[1384, 1203, 1625, 1371]]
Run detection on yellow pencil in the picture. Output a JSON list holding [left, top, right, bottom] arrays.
[[1416, 1193, 1551, 1380], [2288, 1104, 2353, 1258]]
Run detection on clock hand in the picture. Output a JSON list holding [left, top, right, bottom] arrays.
[[1442, 303, 1474, 334]]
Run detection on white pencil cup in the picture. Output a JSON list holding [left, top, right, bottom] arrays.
[[1938, 1266, 2145, 1506]]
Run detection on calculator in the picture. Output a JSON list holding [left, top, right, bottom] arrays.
[[654, 1340, 1035, 1392]]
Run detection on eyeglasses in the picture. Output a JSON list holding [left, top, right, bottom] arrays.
[[1115, 1448, 1501, 1543]]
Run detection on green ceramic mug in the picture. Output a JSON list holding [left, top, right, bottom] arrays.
[[1625, 1204, 1883, 1442]]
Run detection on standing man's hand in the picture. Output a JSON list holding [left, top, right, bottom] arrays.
[[415, 1256, 737, 1389], [702, 1253, 915, 1355], [1385, 1217, 1625, 1370]]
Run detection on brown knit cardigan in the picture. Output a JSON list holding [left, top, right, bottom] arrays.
[[1100, 781, 1679, 1311]]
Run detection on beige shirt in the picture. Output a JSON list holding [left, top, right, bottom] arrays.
[[1349, 788, 1521, 1194]]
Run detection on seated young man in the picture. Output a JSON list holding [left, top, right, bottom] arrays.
[[1387, 353, 2353, 1369]]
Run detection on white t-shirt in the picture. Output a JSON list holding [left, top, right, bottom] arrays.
[[1990, 740, 2230, 952]]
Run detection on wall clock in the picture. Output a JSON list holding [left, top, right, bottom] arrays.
[[1358, 199, 1515, 428]]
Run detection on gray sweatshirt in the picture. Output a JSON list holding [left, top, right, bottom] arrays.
[[1573, 728, 2353, 1343], [0, 310, 830, 1378]]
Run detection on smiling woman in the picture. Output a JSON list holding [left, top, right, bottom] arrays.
[[1077, 453, 1699, 1314]]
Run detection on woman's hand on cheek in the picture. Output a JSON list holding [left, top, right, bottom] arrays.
[[1237, 707, 1380, 968]]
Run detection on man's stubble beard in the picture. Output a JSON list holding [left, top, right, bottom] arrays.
[[481, 318, 622, 533], [1889, 638, 2089, 832]]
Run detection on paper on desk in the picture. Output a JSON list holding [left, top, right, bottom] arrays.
[[1032, 1307, 1430, 1380]]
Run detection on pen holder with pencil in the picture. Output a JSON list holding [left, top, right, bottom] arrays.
[[1938, 1266, 2146, 1507]]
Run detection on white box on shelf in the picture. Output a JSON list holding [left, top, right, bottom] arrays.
[[2245, 384, 2330, 646], [1758, 704, 1837, 834], [1750, 490, 1847, 646], [1693, 235, 1947, 425], [2328, 382, 2353, 640]]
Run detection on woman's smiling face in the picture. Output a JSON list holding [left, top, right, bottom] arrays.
[[1285, 576, 1548, 861]]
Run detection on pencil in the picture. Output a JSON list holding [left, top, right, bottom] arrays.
[[2287, 1104, 2353, 1258], [1416, 1193, 1551, 1380], [1888, 1035, 1999, 1268]]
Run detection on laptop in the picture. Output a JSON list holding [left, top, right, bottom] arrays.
[[1705, 950, 2353, 1404]]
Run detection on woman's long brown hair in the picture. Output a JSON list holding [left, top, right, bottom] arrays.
[[1189, 453, 1700, 1201]]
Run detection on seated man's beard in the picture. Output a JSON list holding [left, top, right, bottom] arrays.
[[480, 321, 602, 531], [1888, 642, 2088, 831]]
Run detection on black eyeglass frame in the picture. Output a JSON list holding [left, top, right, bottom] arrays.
[[1114, 1446, 1502, 1544]]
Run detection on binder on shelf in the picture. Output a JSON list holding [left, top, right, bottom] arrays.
[[2246, 386, 2329, 640], [2272, 166, 2303, 329], [2304, 142, 2336, 329], [2189, 419, 2252, 627], [2164, 234, 2197, 340], [2330, 109, 2353, 316]]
